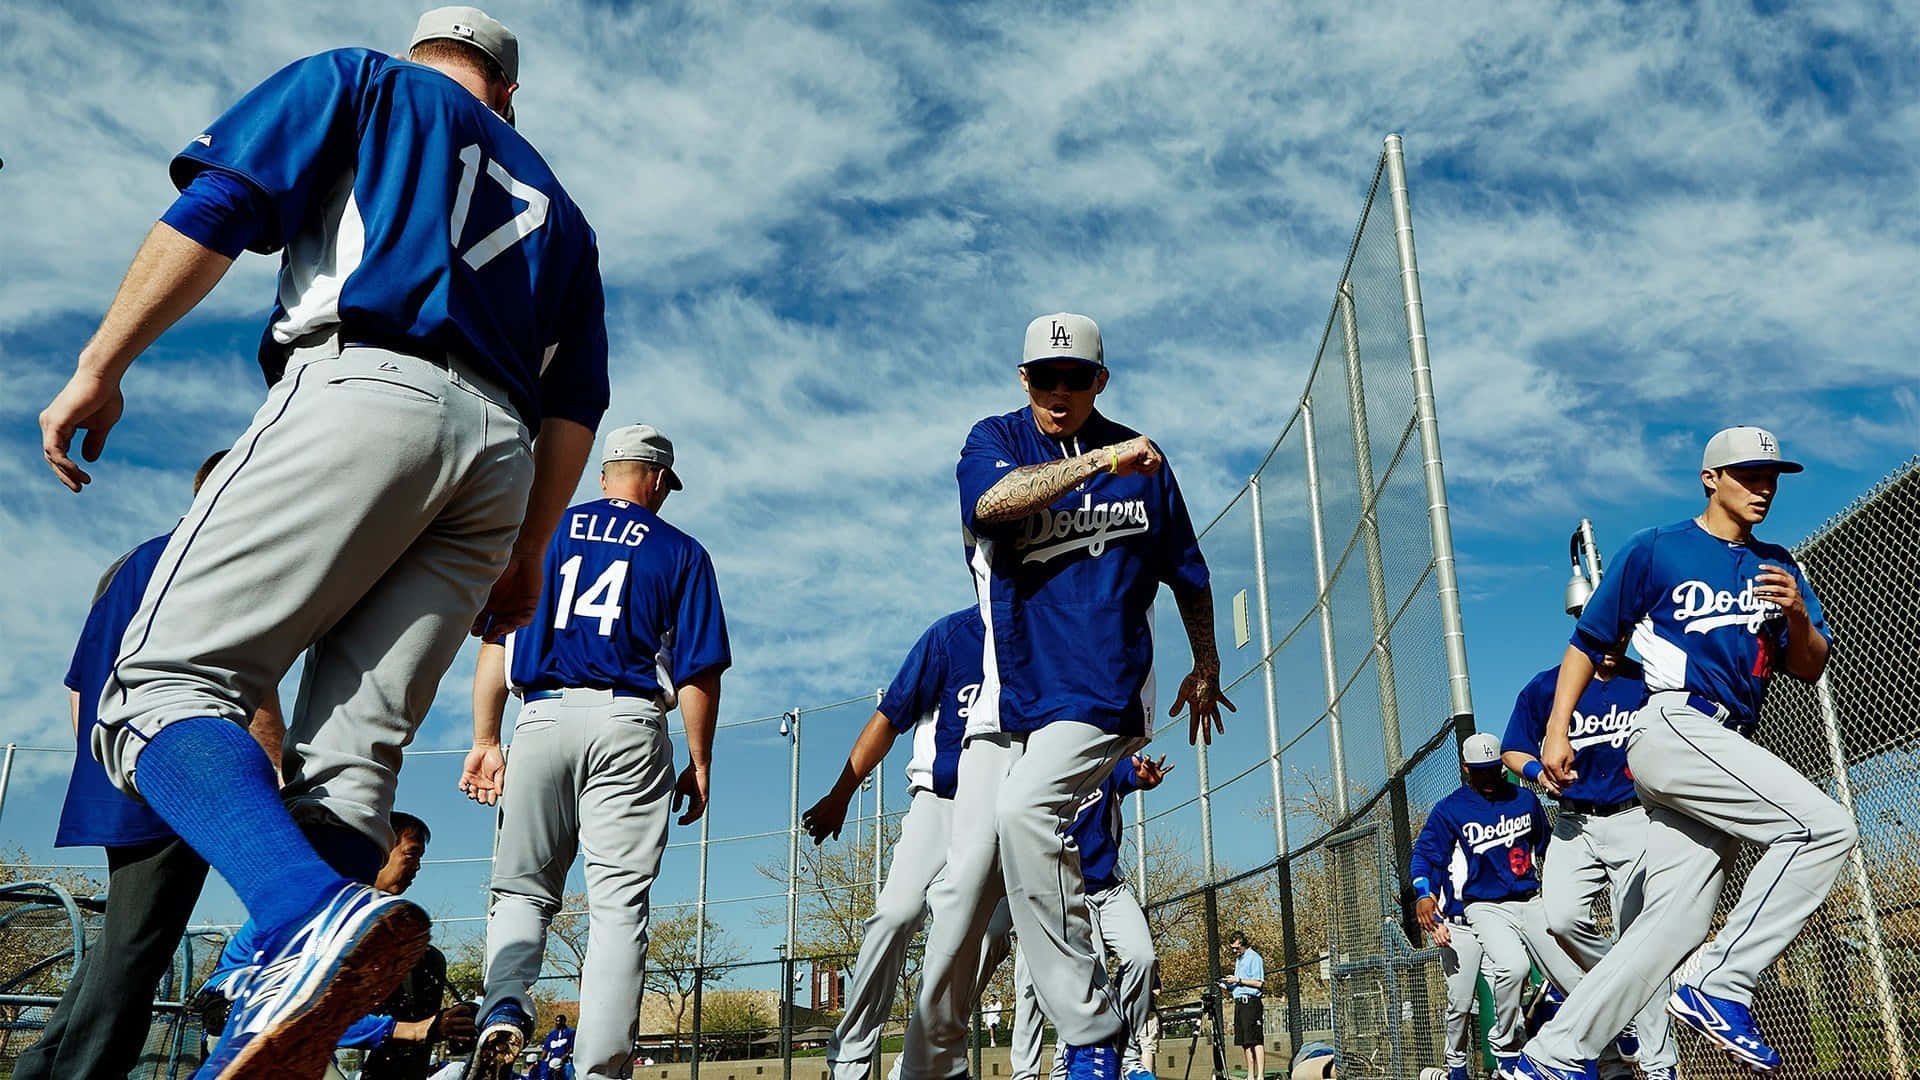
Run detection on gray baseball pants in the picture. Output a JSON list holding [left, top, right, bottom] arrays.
[[1540, 805, 1676, 1070], [1436, 917, 1483, 1071], [1011, 881, 1157, 1080], [898, 723, 1129, 1080], [1463, 896, 1585, 1055], [829, 791, 1014, 1080], [96, 342, 532, 852], [480, 689, 677, 1080], [1526, 692, 1858, 1070]]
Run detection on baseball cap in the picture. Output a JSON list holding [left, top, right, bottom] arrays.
[[1022, 313, 1104, 368], [411, 7, 519, 84], [1701, 426, 1802, 474], [1461, 732, 1502, 769], [602, 423, 683, 490]]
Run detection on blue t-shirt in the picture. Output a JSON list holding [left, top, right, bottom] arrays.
[[877, 609, 984, 800], [164, 49, 608, 430], [1067, 756, 1143, 893], [542, 1025, 576, 1068], [1411, 782, 1551, 906], [1501, 664, 1648, 806], [508, 499, 731, 696], [957, 409, 1209, 738], [1572, 520, 1830, 730], [1233, 947, 1265, 999], [58, 533, 176, 848]]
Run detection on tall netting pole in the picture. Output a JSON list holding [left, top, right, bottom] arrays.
[[1384, 133, 1473, 722], [784, 708, 802, 1080], [693, 809, 709, 1080], [1803, 565, 1908, 1080], [1249, 475, 1290, 856], [1338, 282, 1403, 772], [1301, 399, 1350, 815]]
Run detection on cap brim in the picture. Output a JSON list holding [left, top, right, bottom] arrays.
[[1464, 760, 1505, 770], [1713, 458, 1804, 473], [666, 468, 683, 491], [1020, 356, 1104, 368]]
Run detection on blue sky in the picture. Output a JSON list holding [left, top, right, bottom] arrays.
[[2, 0, 1917, 978]]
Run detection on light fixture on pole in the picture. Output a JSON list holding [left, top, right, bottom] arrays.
[[1564, 518, 1603, 616]]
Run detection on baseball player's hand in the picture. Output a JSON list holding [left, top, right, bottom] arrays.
[[473, 553, 544, 642], [802, 791, 851, 845], [1755, 564, 1807, 620], [673, 762, 710, 825], [1415, 894, 1442, 938], [432, 1002, 479, 1051], [460, 745, 507, 805], [1131, 753, 1174, 790], [1541, 728, 1578, 788], [1106, 436, 1163, 477], [1431, 919, 1452, 948], [1171, 668, 1234, 744], [40, 370, 125, 492]]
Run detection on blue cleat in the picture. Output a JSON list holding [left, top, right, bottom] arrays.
[[1667, 984, 1782, 1073], [468, 998, 536, 1078], [1495, 1055, 1521, 1079], [194, 882, 431, 1079], [1063, 1039, 1121, 1080], [1450, 1068, 1470, 1080], [1613, 1021, 1639, 1060], [1125, 1069, 1157, 1080], [1509, 1054, 1596, 1080]]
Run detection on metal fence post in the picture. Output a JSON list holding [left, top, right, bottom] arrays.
[[0, 743, 16, 830], [1301, 399, 1349, 816], [874, 688, 887, 909], [693, 807, 710, 1077], [784, 707, 802, 1080], [1337, 281, 1403, 773], [1804, 575, 1907, 1078], [1248, 475, 1290, 858], [1383, 133, 1473, 723], [1133, 789, 1148, 897]]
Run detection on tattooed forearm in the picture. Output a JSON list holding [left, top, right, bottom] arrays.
[[974, 453, 1104, 525], [1175, 585, 1220, 674]]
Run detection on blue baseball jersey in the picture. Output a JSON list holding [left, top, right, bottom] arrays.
[[957, 409, 1209, 738], [1067, 756, 1143, 893], [1502, 664, 1648, 806], [165, 48, 608, 430], [542, 1025, 576, 1069], [1573, 520, 1829, 729], [1412, 781, 1551, 906], [878, 609, 984, 800], [58, 533, 177, 848], [507, 499, 731, 696]]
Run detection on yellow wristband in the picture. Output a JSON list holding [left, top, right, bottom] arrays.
[[1108, 448, 1120, 474]]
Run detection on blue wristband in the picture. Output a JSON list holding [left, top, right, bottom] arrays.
[[1522, 760, 1543, 783]]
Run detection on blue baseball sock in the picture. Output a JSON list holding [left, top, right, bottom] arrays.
[[135, 717, 350, 938]]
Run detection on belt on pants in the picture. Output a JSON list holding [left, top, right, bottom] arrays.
[[1560, 795, 1640, 817], [522, 687, 665, 706], [1651, 689, 1754, 735]]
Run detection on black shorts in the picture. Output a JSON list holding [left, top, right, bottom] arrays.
[[1233, 996, 1264, 1047]]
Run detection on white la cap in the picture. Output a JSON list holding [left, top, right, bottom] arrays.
[[411, 7, 519, 84], [602, 423, 683, 490], [1022, 313, 1104, 368], [1461, 732, 1502, 768], [1702, 426, 1803, 474]]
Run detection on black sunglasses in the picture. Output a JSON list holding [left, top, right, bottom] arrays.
[[1025, 365, 1099, 392]]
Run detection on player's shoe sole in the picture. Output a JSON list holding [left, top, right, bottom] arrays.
[[200, 884, 432, 1079], [1666, 985, 1781, 1073]]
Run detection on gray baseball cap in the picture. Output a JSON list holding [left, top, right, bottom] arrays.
[[1022, 313, 1104, 368], [1702, 426, 1802, 474], [602, 423, 683, 490], [1461, 732, 1502, 768], [410, 6, 519, 85]]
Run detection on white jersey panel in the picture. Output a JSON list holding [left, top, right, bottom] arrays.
[[271, 168, 366, 346]]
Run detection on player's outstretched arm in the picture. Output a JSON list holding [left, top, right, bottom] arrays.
[[41, 222, 235, 491], [1169, 584, 1234, 744], [461, 642, 510, 806], [1540, 645, 1597, 788], [803, 710, 903, 845], [972, 436, 1162, 526], [673, 670, 721, 825], [473, 417, 595, 642]]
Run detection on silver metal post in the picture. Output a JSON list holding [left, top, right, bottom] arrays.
[[1301, 399, 1349, 815], [1248, 477, 1290, 857], [873, 688, 886, 909], [1133, 788, 1148, 895], [1196, 739, 1218, 886], [1803, 571, 1907, 1078], [785, 708, 802, 1080], [1338, 282, 1403, 772], [1384, 133, 1473, 721], [693, 808, 710, 1080], [0, 744, 15, 827]]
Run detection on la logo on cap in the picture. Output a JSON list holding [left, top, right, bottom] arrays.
[[1050, 320, 1073, 349], [1757, 431, 1777, 454]]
